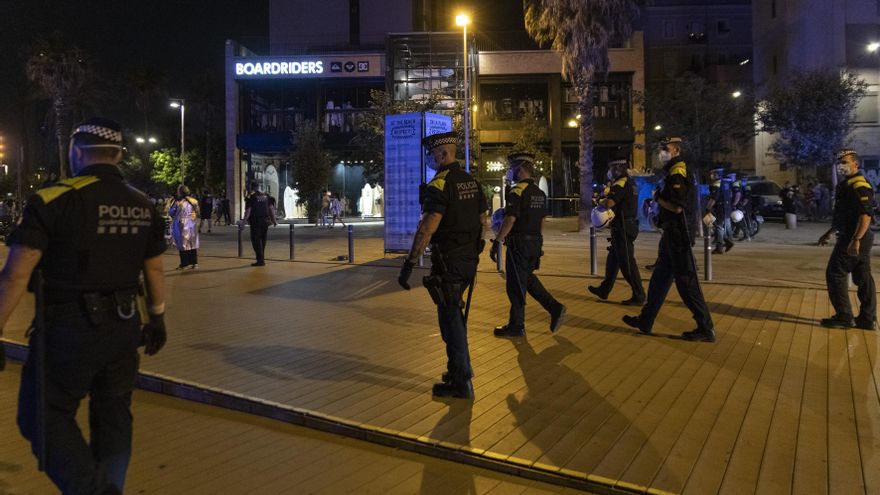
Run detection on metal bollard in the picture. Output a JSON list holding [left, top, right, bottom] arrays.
[[237, 225, 243, 258], [496, 242, 503, 272], [347, 224, 354, 263], [289, 223, 295, 260], [703, 233, 713, 281], [589, 227, 598, 275]]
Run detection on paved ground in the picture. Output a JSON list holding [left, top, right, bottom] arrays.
[[0, 363, 576, 495], [2, 219, 879, 494]]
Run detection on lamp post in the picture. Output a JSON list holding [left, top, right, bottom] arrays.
[[456, 13, 471, 172], [170, 99, 186, 184]]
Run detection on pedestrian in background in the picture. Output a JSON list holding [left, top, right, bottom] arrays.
[[198, 189, 214, 233], [240, 181, 276, 266], [170, 185, 200, 269]]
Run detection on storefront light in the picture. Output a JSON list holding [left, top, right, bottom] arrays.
[[567, 119, 578, 128], [486, 160, 505, 172]]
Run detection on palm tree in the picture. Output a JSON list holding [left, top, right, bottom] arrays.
[[25, 33, 94, 179], [124, 66, 167, 136], [523, 0, 638, 228], [190, 70, 221, 189]]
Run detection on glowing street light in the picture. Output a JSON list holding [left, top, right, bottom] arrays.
[[148, 137, 157, 144], [169, 98, 186, 184], [868, 42, 880, 53], [135, 137, 145, 144], [456, 13, 472, 171], [654, 124, 663, 131], [732, 90, 742, 98]]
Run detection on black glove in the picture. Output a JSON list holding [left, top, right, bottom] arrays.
[[141, 313, 167, 356], [398, 260, 415, 290], [489, 239, 500, 263], [0, 344, 5, 372]]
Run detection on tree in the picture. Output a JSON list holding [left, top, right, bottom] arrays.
[[524, 0, 638, 228], [511, 112, 552, 167], [25, 33, 95, 179], [150, 148, 184, 189], [124, 66, 167, 135], [352, 89, 443, 184], [291, 120, 332, 221], [634, 73, 757, 170], [756, 69, 867, 184]]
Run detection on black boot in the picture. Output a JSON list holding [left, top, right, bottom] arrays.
[[432, 380, 474, 399], [681, 328, 716, 342], [494, 325, 525, 337], [622, 315, 652, 335], [549, 304, 567, 333], [587, 285, 608, 300]]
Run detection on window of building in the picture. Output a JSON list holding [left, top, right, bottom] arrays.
[[480, 82, 548, 122], [717, 20, 730, 38], [561, 77, 632, 123], [688, 21, 706, 43], [663, 20, 675, 39], [855, 93, 879, 124]]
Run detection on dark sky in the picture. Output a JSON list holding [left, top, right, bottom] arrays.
[[0, 0, 269, 139]]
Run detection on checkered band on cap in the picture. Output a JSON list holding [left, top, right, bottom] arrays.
[[422, 131, 458, 151], [661, 137, 683, 146], [608, 159, 628, 167], [71, 124, 123, 143], [507, 152, 536, 165], [837, 149, 858, 160]]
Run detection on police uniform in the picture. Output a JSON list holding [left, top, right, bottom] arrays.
[[590, 165, 644, 304], [730, 180, 752, 240], [494, 156, 565, 336], [420, 133, 486, 395], [823, 158, 876, 329], [9, 119, 166, 493], [708, 171, 734, 253], [623, 144, 715, 341], [246, 189, 271, 265]]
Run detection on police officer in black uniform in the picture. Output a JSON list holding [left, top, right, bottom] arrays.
[[588, 155, 645, 305], [623, 137, 715, 342], [240, 181, 277, 267], [0, 118, 168, 494], [731, 177, 752, 240], [818, 149, 876, 330], [398, 132, 487, 399], [491, 152, 566, 337]]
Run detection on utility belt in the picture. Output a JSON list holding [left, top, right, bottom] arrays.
[[507, 233, 542, 242], [46, 289, 143, 326], [422, 240, 481, 307]]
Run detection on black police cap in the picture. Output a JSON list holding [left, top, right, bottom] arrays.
[[70, 117, 124, 144], [422, 132, 458, 153]]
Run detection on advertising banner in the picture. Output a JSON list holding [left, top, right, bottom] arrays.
[[384, 112, 452, 252]]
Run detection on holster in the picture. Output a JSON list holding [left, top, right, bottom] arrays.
[[422, 275, 464, 308]]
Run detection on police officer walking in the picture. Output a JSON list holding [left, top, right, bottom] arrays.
[[240, 181, 277, 267], [0, 118, 168, 494], [622, 137, 715, 341], [398, 132, 487, 399], [588, 155, 645, 305], [818, 149, 876, 330], [491, 152, 566, 337]]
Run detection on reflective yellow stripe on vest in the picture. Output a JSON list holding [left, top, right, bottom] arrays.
[[36, 176, 101, 204]]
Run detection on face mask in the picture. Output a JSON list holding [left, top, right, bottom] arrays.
[[837, 164, 851, 176], [659, 150, 671, 163], [426, 154, 440, 171], [505, 168, 518, 183]]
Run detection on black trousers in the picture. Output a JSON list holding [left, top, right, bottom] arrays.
[[178, 249, 197, 267], [599, 225, 644, 299], [639, 233, 714, 332], [250, 222, 269, 263], [430, 250, 478, 384], [18, 310, 141, 495], [826, 231, 876, 323], [505, 237, 561, 331]]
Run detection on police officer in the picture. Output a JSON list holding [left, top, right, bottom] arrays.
[[588, 155, 645, 305], [622, 137, 715, 341], [0, 118, 168, 494], [731, 176, 752, 240], [240, 181, 277, 267], [398, 132, 487, 399], [705, 168, 734, 254], [818, 149, 876, 330], [491, 152, 566, 337]]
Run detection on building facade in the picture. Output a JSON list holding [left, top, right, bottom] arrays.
[[753, 0, 880, 185]]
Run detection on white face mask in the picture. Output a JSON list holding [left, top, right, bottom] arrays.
[[659, 150, 671, 163], [837, 164, 851, 176], [606, 170, 614, 181]]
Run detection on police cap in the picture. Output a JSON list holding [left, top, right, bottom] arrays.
[[660, 137, 683, 147], [507, 151, 536, 166], [422, 132, 458, 154], [70, 117, 124, 145], [837, 149, 858, 161]]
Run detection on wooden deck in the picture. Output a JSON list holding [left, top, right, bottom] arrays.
[[1, 223, 878, 494]]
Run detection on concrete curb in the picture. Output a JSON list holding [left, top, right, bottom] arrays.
[[1, 339, 665, 495]]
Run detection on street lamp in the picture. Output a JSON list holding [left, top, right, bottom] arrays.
[[456, 13, 471, 171], [732, 90, 742, 98], [654, 124, 663, 131], [170, 98, 186, 184], [868, 42, 880, 53]]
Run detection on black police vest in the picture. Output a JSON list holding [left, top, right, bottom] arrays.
[[31, 165, 162, 299], [610, 175, 638, 222], [248, 193, 270, 222], [509, 179, 546, 235], [833, 172, 874, 236], [430, 164, 484, 250]]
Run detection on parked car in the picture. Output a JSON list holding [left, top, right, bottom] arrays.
[[747, 179, 784, 220]]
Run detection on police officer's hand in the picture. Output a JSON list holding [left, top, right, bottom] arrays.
[[398, 260, 415, 290], [489, 239, 500, 263], [141, 313, 167, 356], [848, 239, 860, 257], [818, 232, 832, 246]]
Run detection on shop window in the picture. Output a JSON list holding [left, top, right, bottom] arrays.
[[321, 86, 375, 134], [561, 78, 631, 123], [716, 20, 730, 38], [480, 82, 548, 122], [855, 93, 879, 123]]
